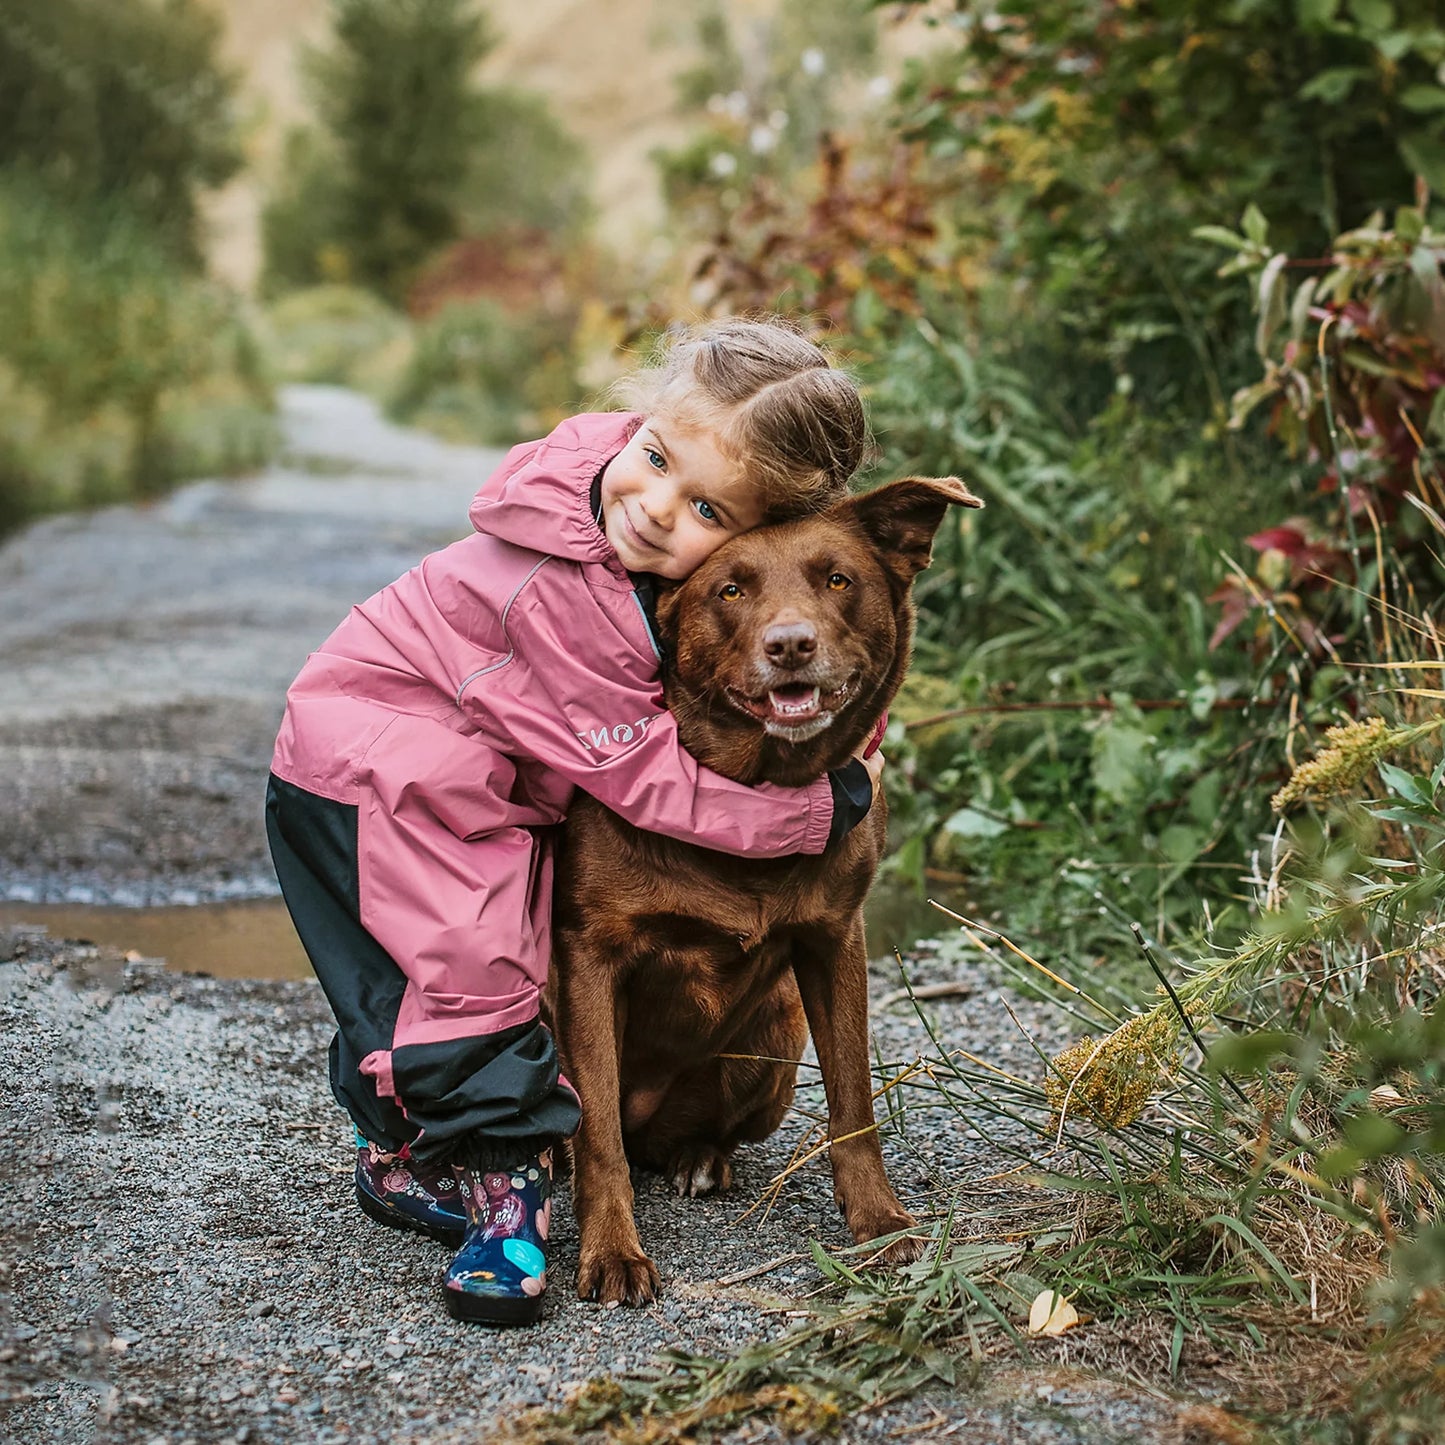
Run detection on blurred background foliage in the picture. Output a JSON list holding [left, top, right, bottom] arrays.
[[0, 0, 273, 525], [10, 1, 1445, 1420]]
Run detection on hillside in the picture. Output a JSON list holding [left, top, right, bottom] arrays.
[[206, 0, 752, 289], [203, 0, 939, 292]]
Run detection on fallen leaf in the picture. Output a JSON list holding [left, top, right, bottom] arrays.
[[1027, 1289, 1080, 1337], [1369, 1085, 1405, 1108]]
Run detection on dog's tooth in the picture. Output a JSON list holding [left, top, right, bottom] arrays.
[[768, 686, 821, 715]]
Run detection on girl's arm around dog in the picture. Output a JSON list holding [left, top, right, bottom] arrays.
[[464, 582, 838, 858]]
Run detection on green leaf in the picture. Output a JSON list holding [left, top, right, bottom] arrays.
[[1317, 1144, 1362, 1180], [1299, 66, 1370, 103], [1340, 344, 1412, 379], [1241, 203, 1270, 247], [1397, 206, 1426, 244], [1348, 0, 1394, 29], [941, 807, 1010, 840], [1376, 29, 1414, 61], [1159, 824, 1205, 864], [1207, 1029, 1300, 1073], [1188, 769, 1223, 826], [1378, 760, 1428, 805], [1228, 376, 1284, 429], [1400, 84, 1445, 114], [1342, 1110, 1408, 1159], [1400, 131, 1445, 192], [1191, 224, 1253, 253], [1296, 0, 1342, 22], [1092, 722, 1153, 806], [1289, 274, 1320, 345], [1256, 252, 1290, 358]]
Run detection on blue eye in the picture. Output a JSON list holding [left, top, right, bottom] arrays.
[[696, 500, 718, 522], [645, 447, 665, 470]]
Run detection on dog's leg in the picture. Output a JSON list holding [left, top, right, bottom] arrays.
[[556, 952, 663, 1305], [630, 978, 807, 1197], [792, 917, 922, 1264]]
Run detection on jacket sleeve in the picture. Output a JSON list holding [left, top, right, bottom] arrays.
[[465, 585, 835, 859]]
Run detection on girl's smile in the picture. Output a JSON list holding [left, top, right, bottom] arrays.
[[600, 420, 763, 579]]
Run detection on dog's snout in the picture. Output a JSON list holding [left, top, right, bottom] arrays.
[[762, 619, 817, 668]]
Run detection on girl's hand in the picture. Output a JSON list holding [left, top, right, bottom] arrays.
[[855, 745, 885, 800]]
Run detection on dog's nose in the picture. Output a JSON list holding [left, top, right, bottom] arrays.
[[762, 620, 817, 668]]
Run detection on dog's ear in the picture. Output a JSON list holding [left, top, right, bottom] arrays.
[[841, 476, 982, 582]]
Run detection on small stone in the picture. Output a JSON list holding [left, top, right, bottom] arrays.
[[245, 1302, 274, 1320], [383, 1342, 406, 1360]]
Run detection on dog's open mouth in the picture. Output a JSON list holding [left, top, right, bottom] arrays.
[[727, 680, 852, 738]]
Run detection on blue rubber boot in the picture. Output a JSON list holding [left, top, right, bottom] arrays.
[[441, 1146, 553, 1326], [354, 1134, 467, 1247]]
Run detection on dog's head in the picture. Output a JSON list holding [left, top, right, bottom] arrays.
[[656, 476, 982, 786]]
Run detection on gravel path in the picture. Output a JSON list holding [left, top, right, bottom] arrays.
[[0, 392, 1201, 1442]]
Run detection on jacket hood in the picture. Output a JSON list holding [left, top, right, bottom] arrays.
[[468, 412, 641, 562]]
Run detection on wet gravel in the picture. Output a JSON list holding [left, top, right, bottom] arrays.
[[0, 925, 1191, 1444], [0, 389, 1204, 1441]]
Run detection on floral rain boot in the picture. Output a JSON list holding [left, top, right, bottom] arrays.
[[441, 1147, 553, 1326], [354, 1133, 467, 1247]]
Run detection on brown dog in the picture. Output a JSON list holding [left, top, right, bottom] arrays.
[[547, 474, 981, 1305]]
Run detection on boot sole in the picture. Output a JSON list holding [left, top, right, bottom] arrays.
[[440, 1277, 546, 1326], [355, 1183, 467, 1248]]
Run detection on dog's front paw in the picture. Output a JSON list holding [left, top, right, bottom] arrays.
[[577, 1245, 662, 1306], [668, 1146, 733, 1198], [848, 1207, 926, 1266]]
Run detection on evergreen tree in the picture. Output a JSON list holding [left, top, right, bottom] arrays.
[[303, 0, 493, 298]]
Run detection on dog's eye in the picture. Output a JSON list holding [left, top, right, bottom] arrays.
[[827, 573, 851, 591], [718, 583, 743, 601]]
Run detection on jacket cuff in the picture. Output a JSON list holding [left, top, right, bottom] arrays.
[[826, 760, 874, 846]]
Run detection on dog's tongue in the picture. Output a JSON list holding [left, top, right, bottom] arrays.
[[767, 684, 821, 721]]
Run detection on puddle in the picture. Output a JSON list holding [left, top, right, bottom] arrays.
[[0, 879, 965, 982], [0, 899, 312, 981]]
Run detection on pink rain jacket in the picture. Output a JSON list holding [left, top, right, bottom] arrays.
[[271, 412, 834, 1085]]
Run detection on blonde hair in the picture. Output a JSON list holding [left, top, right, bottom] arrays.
[[615, 317, 869, 522]]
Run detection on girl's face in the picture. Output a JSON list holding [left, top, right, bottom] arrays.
[[600, 417, 763, 580]]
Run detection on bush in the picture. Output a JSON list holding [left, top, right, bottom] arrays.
[[854, 308, 1271, 963], [386, 297, 583, 446], [890, 0, 1445, 421], [0, 177, 273, 528], [262, 285, 412, 390]]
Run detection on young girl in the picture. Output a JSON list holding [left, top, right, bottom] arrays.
[[264, 317, 882, 1327]]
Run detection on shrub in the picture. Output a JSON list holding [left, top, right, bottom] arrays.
[[262, 285, 412, 389], [1204, 201, 1445, 653], [0, 177, 273, 528], [386, 297, 583, 446], [890, 0, 1445, 421]]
